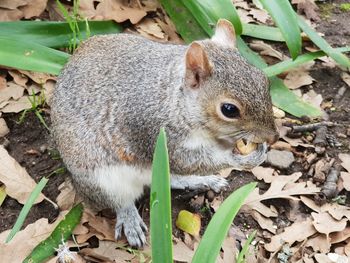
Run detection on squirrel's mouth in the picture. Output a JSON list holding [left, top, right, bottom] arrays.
[[233, 138, 259, 155]]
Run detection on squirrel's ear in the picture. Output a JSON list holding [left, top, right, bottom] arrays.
[[185, 42, 212, 89], [211, 19, 237, 49]]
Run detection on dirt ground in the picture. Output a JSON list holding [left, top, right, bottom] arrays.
[[1, 1, 350, 262]]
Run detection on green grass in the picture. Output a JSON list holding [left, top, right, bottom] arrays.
[[340, 3, 350, 12]]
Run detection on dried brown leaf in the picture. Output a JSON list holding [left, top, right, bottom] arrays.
[[1, 95, 32, 113], [312, 212, 347, 237], [243, 173, 320, 218], [339, 153, 350, 173], [0, 118, 9, 137], [136, 18, 165, 39], [305, 234, 330, 253], [265, 217, 317, 252], [0, 145, 45, 204], [56, 178, 76, 211], [340, 172, 350, 191], [249, 8, 269, 23], [0, 217, 61, 262], [251, 210, 276, 234], [330, 227, 350, 244], [80, 240, 136, 262], [0, 82, 25, 104], [19, 70, 56, 85], [80, 0, 148, 24], [341, 73, 350, 87], [173, 240, 195, 262], [9, 70, 28, 86], [284, 69, 315, 90], [251, 166, 277, 183], [249, 40, 286, 60]]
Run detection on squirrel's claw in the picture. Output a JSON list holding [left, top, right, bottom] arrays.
[[115, 205, 147, 248]]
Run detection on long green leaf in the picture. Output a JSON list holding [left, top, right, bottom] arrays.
[[237, 37, 321, 117], [264, 47, 350, 77], [260, 0, 301, 59], [180, 0, 242, 35], [159, 0, 208, 43], [6, 177, 48, 243], [242, 23, 284, 42], [23, 203, 83, 263], [297, 16, 350, 69], [236, 230, 257, 263], [150, 128, 173, 263], [0, 37, 69, 75], [192, 183, 257, 263], [0, 21, 122, 48]]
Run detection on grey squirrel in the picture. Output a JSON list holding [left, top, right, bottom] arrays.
[[51, 19, 278, 248]]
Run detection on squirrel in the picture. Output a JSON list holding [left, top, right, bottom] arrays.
[[51, 19, 278, 248]]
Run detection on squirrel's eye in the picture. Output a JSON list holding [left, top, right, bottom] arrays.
[[221, 103, 240, 119]]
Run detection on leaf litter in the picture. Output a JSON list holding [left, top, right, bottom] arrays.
[[1, 0, 350, 262]]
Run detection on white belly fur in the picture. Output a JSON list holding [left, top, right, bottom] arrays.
[[94, 164, 152, 206]]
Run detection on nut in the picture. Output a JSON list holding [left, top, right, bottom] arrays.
[[236, 139, 257, 155]]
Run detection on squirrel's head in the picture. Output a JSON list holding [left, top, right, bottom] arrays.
[[182, 19, 278, 151]]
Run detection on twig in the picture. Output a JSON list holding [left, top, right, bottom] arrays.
[[291, 121, 335, 133]]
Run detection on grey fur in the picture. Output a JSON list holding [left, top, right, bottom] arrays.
[[51, 26, 277, 247]]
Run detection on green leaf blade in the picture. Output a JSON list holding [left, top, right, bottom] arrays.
[[150, 128, 173, 263], [0, 37, 69, 75], [6, 177, 48, 243], [297, 16, 350, 69], [181, 0, 242, 36], [0, 21, 123, 48], [23, 203, 83, 263], [192, 182, 257, 263], [260, 0, 301, 59]]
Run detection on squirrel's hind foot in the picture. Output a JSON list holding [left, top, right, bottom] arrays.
[[115, 204, 148, 248]]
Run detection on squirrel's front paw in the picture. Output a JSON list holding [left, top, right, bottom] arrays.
[[115, 205, 148, 248], [202, 175, 228, 193]]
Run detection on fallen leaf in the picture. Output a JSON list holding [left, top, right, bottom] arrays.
[[340, 172, 350, 191], [56, 179, 76, 211], [302, 90, 323, 110], [19, 70, 55, 85], [264, 217, 317, 252], [251, 210, 276, 234], [243, 173, 320, 218], [136, 18, 165, 39], [84, 210, 115, 241], [0, 0, 47, 21], [251, 166, 277, 183], [250, 40, 286, 60], [9, 70, 28, 86], [1, 95, 32, 113], [284, 69, 315, 90], [341, 73, 350, 87], [18, 0, 47, 19], [0, 82, 25, 104], [249, 8, 269, 23], [80, 0, 149, 24], [0, 118, 9, 137], [312, 212, 347, 237], [314, 253, 332, 263], [173, 239, 195, 262], [339, 154, 350, 173], [0, 145, 45, 204], [330, 227, 350, 244], [221, 236, 237, 263], [292, 0, 319, 21], [305, 234, 330, 253], [236, 8, 255, 23], [273, 106, 286, 118], [176, 210, 201, 237], [0, 217, 59, 262], [80, 240, 137, 262], [0, 184, 6, 206]]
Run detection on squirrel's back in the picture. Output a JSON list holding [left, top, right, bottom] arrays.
[[51, 34, 187, 173]]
